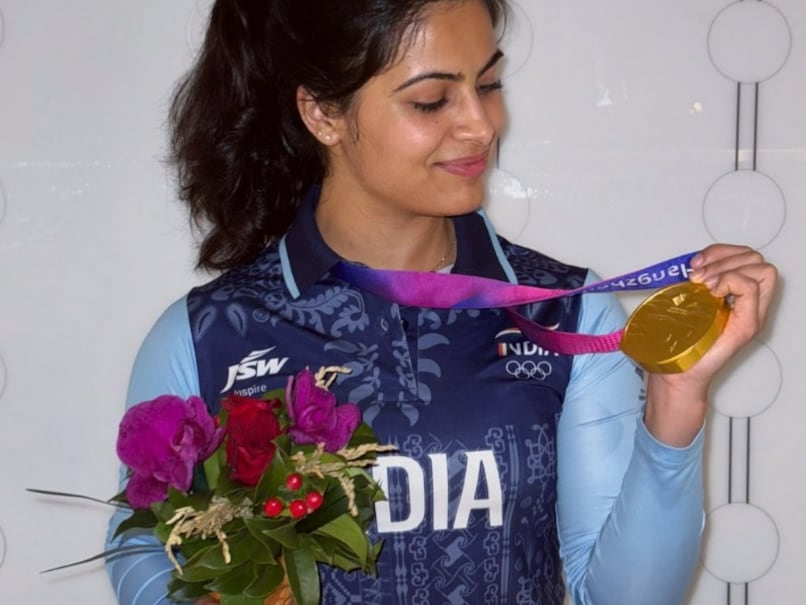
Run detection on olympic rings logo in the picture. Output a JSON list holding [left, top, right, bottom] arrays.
[[505, 359, 553, 381]]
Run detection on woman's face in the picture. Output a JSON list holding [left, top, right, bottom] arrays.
[[325, 0, 505, 221]]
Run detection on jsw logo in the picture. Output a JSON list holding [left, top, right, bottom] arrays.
[[221, 348, 289, 392]]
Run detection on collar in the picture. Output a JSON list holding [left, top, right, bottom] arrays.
[[280, 186, 517, 299]]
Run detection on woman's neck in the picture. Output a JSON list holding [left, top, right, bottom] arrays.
[[314, 186, 457, 272]]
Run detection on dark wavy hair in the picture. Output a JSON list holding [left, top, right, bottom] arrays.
[[170, 0, 509, 271]]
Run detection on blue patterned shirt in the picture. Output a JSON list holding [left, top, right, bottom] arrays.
[[108, 190, 704, 605]]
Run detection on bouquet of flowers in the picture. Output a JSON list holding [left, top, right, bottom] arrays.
[[109, 365, 394, 605]]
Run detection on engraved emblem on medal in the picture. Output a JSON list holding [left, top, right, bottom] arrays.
[[620, 282, 730, 373]]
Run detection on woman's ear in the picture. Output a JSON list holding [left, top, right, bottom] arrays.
[[296, 86, 342, 146]]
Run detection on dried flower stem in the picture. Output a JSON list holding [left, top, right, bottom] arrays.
[[164, 496, 254, 573], [291, 443, 397, 517], [339, 443, 398, 462], [313, 366, 352, 389]]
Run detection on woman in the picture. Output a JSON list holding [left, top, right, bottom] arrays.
[[106, 0, 777, 604]]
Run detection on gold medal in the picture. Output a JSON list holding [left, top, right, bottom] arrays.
[[620, 282, 730, 373]]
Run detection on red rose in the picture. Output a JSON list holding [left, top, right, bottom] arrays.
[[223, 395, 283, 486]]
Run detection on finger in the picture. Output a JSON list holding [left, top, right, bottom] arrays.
[[690, 243, 756, 265], [674, 272, 763, 380], [703, 262, 777, 326], [690, 244, 764, 278]]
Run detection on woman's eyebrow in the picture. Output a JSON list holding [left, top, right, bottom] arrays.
[[392, 49, 504, 93]]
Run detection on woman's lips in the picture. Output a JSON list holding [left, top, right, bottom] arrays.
[[437, 154, 489, 178]]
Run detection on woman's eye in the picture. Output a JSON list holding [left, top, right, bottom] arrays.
[[479, 80, 503, 95], [413, 98, 448, 113]]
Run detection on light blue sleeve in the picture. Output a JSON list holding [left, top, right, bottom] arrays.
[[105, 296, 201, 605], [557, 274, 704, 605]]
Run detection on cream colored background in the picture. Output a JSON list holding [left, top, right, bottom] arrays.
[[0, 1, 801, 603]]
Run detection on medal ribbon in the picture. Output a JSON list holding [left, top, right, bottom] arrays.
[[332, 252, 698, 355]]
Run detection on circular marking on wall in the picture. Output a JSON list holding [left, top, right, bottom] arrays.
[[484, 168, 531, 242], [703, 171, 785, 249], [710, 341, 781, 418], [707, 1, 791, 83], [702, 503, 779, 583], [500, 1, 534, 80], [187, 0, 214, 55]]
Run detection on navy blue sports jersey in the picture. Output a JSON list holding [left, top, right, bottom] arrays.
[[108, 188, 705, 605], [187, 195, 586, 604]]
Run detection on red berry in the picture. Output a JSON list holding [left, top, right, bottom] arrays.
[[285, 473, 304, 491], [262, 497, 284, 517], [289, 499, 307, 519], [305, 490, 323, 511]]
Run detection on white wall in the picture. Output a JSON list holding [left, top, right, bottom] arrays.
[[0, 1, 802, 603]]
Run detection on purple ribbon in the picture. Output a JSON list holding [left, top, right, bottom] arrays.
[[332, 252, 697, 355]]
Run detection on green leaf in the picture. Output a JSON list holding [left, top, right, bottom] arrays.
[[305, 472, 329, 495], [113, 508, 159, 537], [244, 563, 285, 599], [225, 524, 254, 562], [243, 529, 284, 566], [220, 595, 265, 605], [181, 529, 253, 580], [151, 500, 177, 524], [166, 576, 210, 601], [153, 522, 172, 543], [295, 484, 350, 532], [212, 470, 244, 496], [109, 490, 130, 505], [262, 522, 300, 550], [176, 544, 225, 582], [191, 463, 210, 493], [275, 433, 294, 453], [284, 546, 321, 605], [180, 537, 217, 561], [254, 451, 291, 502], [305, 534, 360, 569], [245, 516, 288, 533], [220, 593, 265, 605], [244, 519, 282, 565], [313, 515, 369, 564], [303, 535, 336, 565], [166, 487, 209, 511], [207, 561, 257, 597], [202, 447, 222, 491], [347, 422, 381, 448], [367, 539, 384, 574]]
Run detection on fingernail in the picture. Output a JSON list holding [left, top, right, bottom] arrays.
[[704, 276, 718, 289], [690, 268, 704, 282], [690, 253, 704, 268]]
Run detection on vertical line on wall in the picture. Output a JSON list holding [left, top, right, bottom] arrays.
[[752, 84, 760, 171], [746, 418, 752, 502], [728, 418, 734, 503], [746, 417, 752, 604], [734, 83, 742, 171], [748, 76, 756, 605]]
